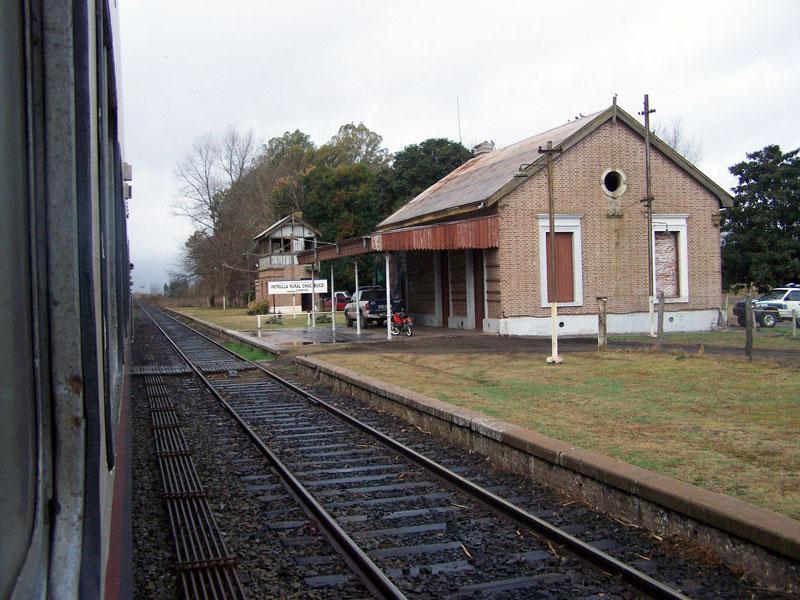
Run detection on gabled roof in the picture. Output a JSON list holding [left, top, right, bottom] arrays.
[[377, 104, 733, 230], [253, 214, 320, 241]]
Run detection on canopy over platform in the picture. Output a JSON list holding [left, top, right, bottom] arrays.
[[296, 215, 498, 265]]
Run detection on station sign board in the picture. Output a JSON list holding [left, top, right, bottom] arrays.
[[267, 279, 328, 295]]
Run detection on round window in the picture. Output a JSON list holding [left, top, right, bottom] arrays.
[[601, 168, 627, 198]]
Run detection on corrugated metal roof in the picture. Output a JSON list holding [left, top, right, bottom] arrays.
[[377, 111, 603, 228], [377, 105, 734, 230]]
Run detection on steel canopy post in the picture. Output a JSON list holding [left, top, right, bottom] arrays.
[[385, 254, 391, 341], [354, 260, 361, 335], [311, 262, 317, 328], [331, 264, 336, 333]]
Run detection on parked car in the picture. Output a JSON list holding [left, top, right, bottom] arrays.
[[732, 284, 800, 327], [323, 290, 351, 311], [344, 287, 402, 327]]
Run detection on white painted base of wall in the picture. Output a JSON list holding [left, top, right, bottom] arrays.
[[484, 309, 719, 336], [448, 314, 474, 329]]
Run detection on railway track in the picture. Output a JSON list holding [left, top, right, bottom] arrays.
[[139, 304, 734, 599]]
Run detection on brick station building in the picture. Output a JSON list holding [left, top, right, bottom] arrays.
[[299, 103, 733, 335]]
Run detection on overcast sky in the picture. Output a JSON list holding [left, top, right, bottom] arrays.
[[120, 0, 799, 292]]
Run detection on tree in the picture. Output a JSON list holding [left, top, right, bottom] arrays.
[[316, 123, 391, 170], [654, 117, 702, 164], [174, 126, 258, 233], [163, 275, 190, 298], [391, 138, 473, 210], [302, 163, 386, 292], [303, 163, 383, 242], [263, 130, 317, 215], [722, 145, 800, 289]]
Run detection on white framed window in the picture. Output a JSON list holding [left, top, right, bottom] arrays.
[[537, 215, 583, 307], [652, 214, 688, 303]]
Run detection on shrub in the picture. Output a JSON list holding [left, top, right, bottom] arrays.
[[246, 299, 271, 315]]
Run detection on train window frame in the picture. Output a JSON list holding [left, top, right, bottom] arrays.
[[0, 4, 45, 596]]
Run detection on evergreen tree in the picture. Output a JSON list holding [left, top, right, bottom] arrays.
[[722, 145, 800, 289], [391, 138, 473, 210]]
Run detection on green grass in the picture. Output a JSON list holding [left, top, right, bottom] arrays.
[[223, 342, 274, 361], [611, 326, 800, 351], [174, 306, 346, 331], [317, 349, 800, 519]]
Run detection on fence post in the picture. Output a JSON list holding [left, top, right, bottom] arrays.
[[793, 310, 798, 339], [722, 293, 729, 329], [257, 314, 262, 330], [745, 296, 754, 360], [597, 297, 608, 351], [656, 291, 665, 352]]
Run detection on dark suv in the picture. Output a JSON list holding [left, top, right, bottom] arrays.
[[343, 288, 402, 327]]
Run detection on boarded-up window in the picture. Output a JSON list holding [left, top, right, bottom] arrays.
[[545, 232, 574, 303], [655, 231, 679, 297]]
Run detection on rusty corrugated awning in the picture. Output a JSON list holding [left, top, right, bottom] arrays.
[[373, 215, 498, 251], [296, 215, 499, 264], [296, 236, 374, 265]]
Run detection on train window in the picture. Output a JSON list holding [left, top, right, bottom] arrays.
[[0, 4, 38, 597]]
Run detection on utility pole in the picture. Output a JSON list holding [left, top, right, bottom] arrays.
[[639, 94, 656, 336], [539, 141, 563, 364]]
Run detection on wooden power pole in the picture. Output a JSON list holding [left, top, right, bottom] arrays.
[[539, 141, 563, 364], [639, 94, 656, 336]]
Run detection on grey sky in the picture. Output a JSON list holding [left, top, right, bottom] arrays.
[[120, 0, 800, 292]]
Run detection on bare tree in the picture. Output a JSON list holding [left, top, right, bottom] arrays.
[[174, 127, 259, 233], [175, 134, 222, 232], [220, 126, 256, 186], [654, 117, 703, 164]]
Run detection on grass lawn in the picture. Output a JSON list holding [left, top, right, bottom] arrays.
[[611, 326, 800, 351], [174, 306, 346, 331], [223, 342, 274, 361], [316, 349, 800, 520]]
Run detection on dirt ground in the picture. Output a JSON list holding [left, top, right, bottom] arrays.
[[300, 328, 800, 367]]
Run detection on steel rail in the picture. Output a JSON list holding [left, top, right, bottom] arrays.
[[140, 305, 407, 600], [159, 306, 694, 600]]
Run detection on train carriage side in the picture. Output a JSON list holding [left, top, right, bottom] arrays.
[[1, 1, 132, 599]]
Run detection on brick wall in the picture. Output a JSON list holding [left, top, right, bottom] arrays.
[[497, 120, 722, 318], [449, 250, 467, 316], [406, 250, 436, 315], [255, 264, 311, 308], [484, 248, 502, 319]]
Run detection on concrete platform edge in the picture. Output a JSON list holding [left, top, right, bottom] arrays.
[[295, 354, 799, 587]]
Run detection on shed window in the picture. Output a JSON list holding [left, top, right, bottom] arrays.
[[545, 232, 574, 302], [652, 215, 689, 303], [538, 215, 583, 307], [655, 231, 679, 298]]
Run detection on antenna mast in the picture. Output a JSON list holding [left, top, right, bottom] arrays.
[[456, 97, 462, 145]]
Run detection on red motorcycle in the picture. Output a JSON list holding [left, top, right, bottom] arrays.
[[390, 310, 413, 336]]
